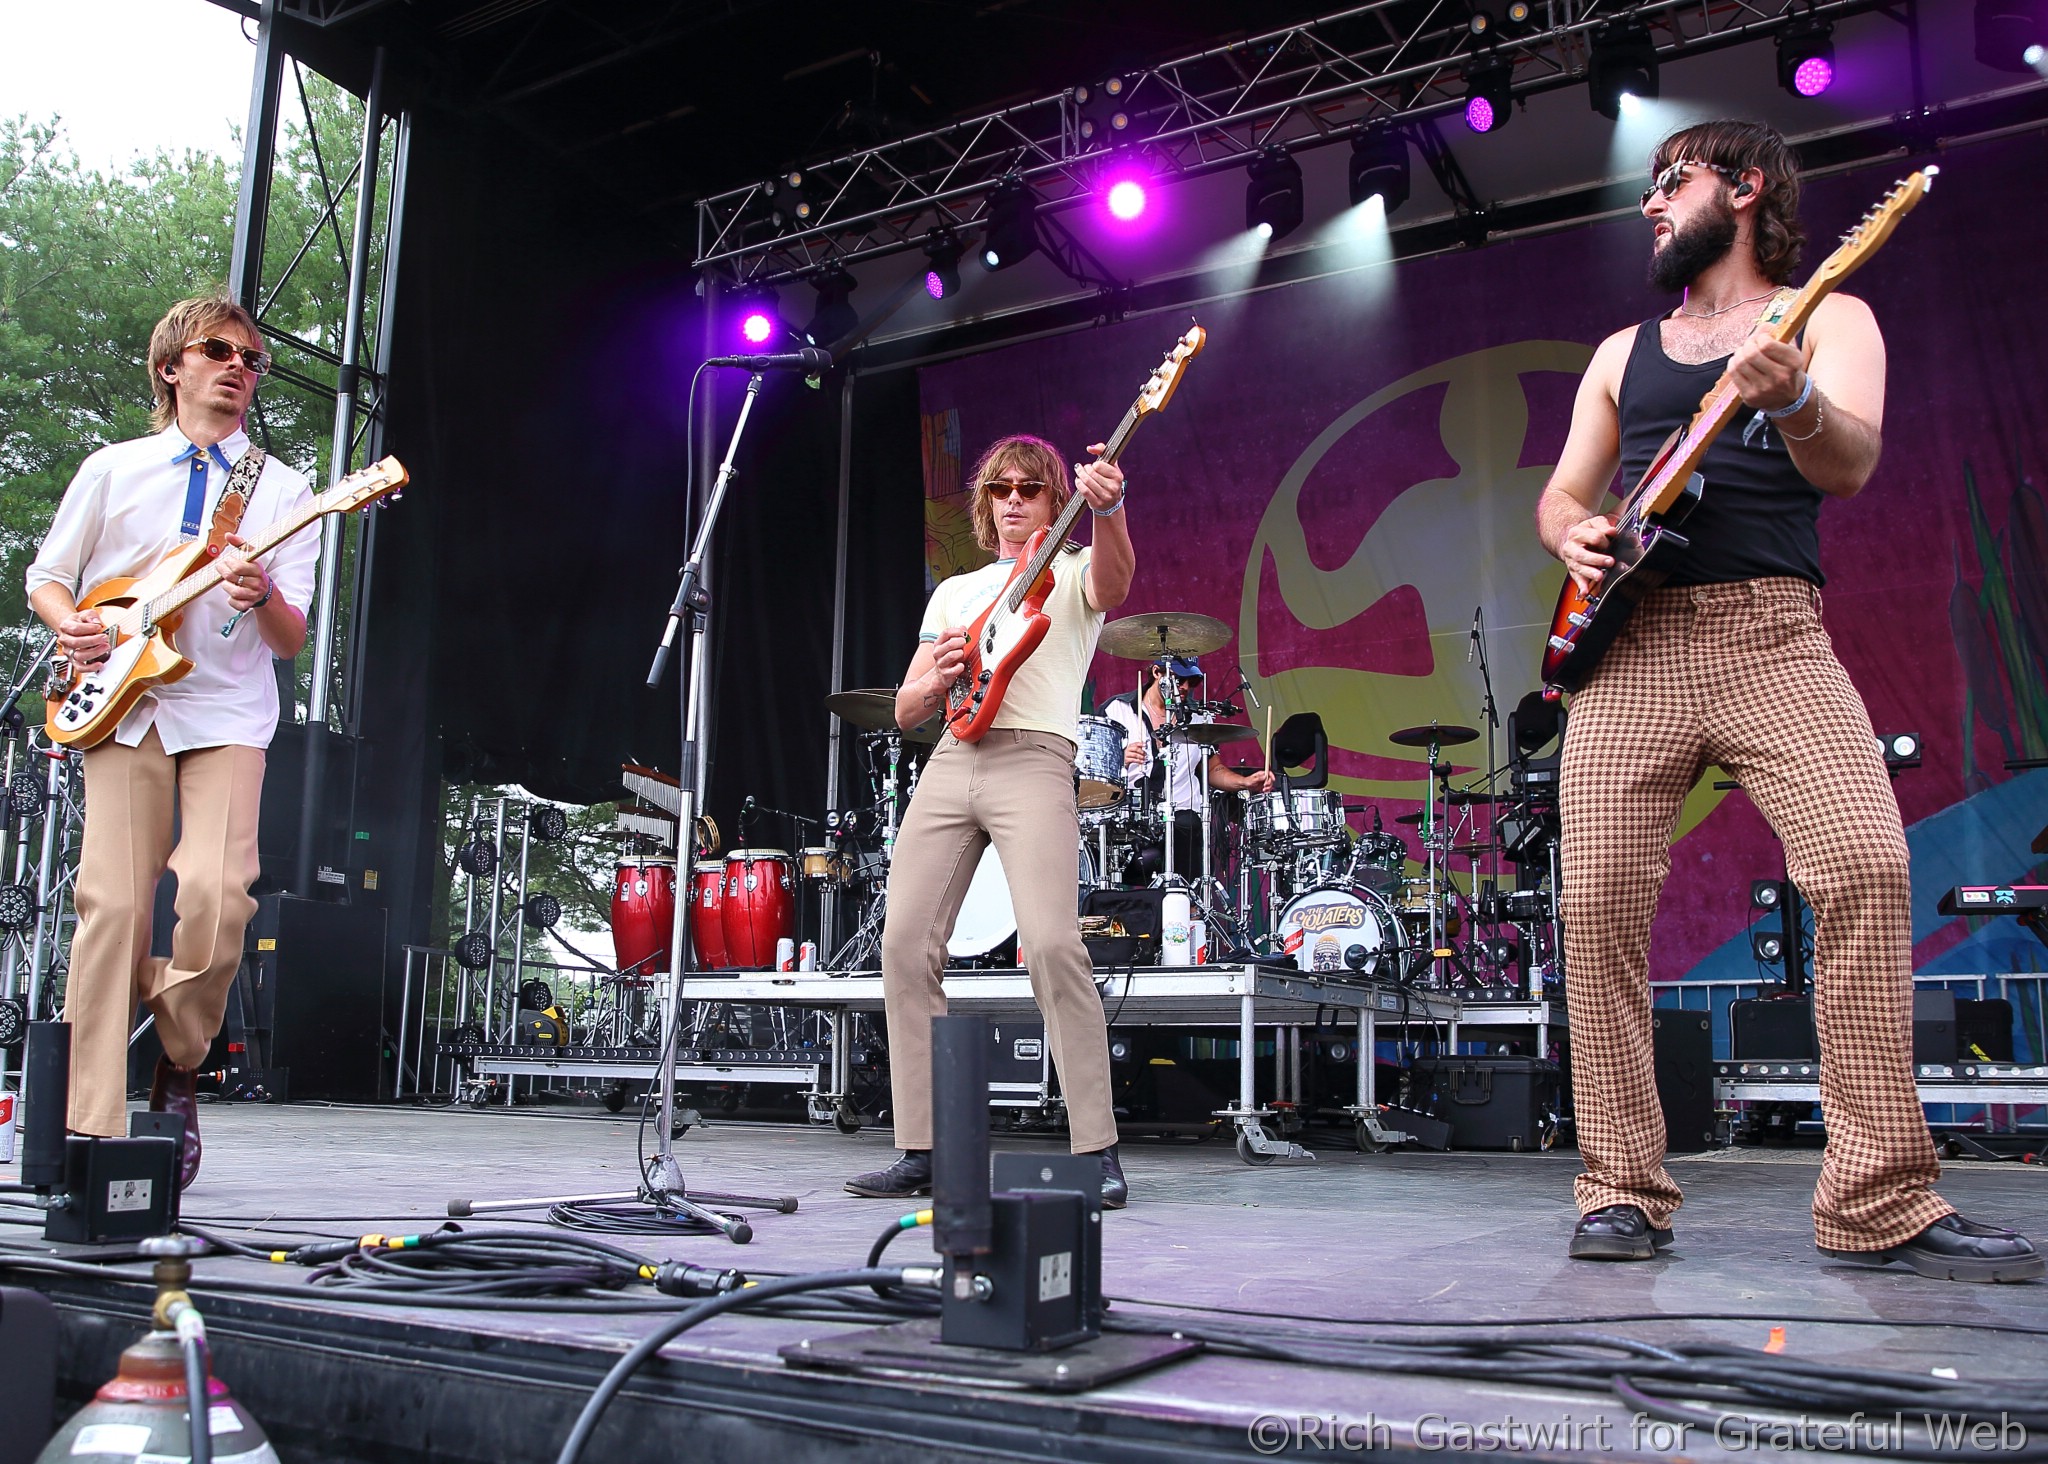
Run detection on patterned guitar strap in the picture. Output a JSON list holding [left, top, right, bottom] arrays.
[[212, 448, 268, 637]]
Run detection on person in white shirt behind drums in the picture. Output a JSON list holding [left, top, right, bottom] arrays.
[[1099, 656, 1273, 885], [27, 293, 316, 1189]]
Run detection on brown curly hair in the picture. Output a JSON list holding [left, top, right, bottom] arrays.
[[964, 434, 1072, 555], [1651, 119, 1806, 285]]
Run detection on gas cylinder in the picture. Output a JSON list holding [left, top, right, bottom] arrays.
[[36, 1324, 277, 1463]]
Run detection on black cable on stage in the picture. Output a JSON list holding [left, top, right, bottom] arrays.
[[179, 1329, 213, 1464], [864, 1208, 933, 1297], [554, 1267, 905, 1464]]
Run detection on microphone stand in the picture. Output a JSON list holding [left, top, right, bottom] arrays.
[[1470, 607, 1504, 980], [447, 372, 794, 1239]]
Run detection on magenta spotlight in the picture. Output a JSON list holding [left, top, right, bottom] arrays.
[[1793, 55, 1834, 95], [740, 310, 774, 345], [1466, 96, 1495, 133], [1106, 178, 1147, 221]]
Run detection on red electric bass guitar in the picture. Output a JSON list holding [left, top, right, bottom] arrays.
[[1539, 167, 1937, 696], [944, 326, 1206, 741]]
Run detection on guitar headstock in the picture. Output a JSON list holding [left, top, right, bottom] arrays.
[[1134, 325, 1207, 418], [1815, 167, 1937, 286], [316, 455, 410, 515]]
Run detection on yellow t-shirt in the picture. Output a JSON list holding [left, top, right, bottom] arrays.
[[919, 546, 1103, 744]]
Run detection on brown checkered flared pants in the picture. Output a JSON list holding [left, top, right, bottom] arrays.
[[1559, 578, 1952, 1251]]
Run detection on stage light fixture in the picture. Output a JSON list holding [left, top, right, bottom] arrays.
[[1106, 177, 1148, 221], [522, 893, 563, 931], [1498, 1, 1535, 35], [765, 169, 819, 228], [1879, 731, 1923, 770], [1777, 18, 1836, 97], [518, 978, 555, 1011], [1463, 55, 1514, 133], [0, 882, 34, 933], [1467, 8, 1494, 40], [803, 265, 858, 348], [1752, 930, 1785, 964], [1588, 20, 1659, 119], [922, 228, 963, 299], [0, 994, 24, 1049], [731, 285, 779, 348], [456, 834, 498, 879], [1348, 128, 1410, 212], [1074, 74, 1140, 143], [1244, 146, 1303, 241], [454, 930, 494, 971], [8, 771, 41, 822], [1751, 879, 1783, 911], [980, 176, 1039, 271], [528, 804, 570, 843], [1977, 0, 2048, 71]]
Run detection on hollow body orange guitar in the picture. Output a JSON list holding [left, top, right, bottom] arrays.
[[1540, 168, 1936, 696], [944, 327, 1205, 741], [46, 457, 409, 748]]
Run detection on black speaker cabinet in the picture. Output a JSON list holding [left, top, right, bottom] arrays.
[[1730, 995, 1816, 1060], [1651, 1009, 1717, 1152], [247, 895, 390, 1102], [1911, 989, 1958, 1065]]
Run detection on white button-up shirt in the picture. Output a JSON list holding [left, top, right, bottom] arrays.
[[1101, 694, 1210, 810], [27, 425, 317, 753]]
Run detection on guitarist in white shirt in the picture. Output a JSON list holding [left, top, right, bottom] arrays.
[[26, 293, 315, 1187], [1533, 121, 2037, 1280], [846, 432, 1134, 1207]]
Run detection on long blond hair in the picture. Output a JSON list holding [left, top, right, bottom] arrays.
[[964, 434, 1071, 554]]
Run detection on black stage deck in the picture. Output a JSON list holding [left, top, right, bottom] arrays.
[[5, 1103, 2046, 1462]]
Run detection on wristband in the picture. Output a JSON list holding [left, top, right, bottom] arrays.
[[1761, 373, 1814, 420], [1092, 494, 1125, 518], [251, 581, 273, 612]]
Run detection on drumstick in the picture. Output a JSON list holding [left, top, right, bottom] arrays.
[[1264, 703, 1274, 779]]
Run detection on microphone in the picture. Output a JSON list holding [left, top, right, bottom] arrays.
[[1236, 673, 1262, 712], [703, 347, 832, 371], [1468, 605, 1482, 664]]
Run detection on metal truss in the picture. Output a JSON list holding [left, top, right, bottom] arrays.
[[695, 0, 1896, 284]]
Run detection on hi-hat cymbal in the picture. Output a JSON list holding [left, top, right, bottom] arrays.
[[1395, 810, 1427, 826], [1389, 722, 1480, 749], [1445, 789, 1499, 805], [1450, 841, 1496, 857], [826, 689, 940, 744], [1098, 611, 1230, 660], [1166, 722, 1255, 747]]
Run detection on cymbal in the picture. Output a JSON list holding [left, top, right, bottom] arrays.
[[826, 689, 940, 744], [1389, 722, 1480, 749], [1450, 842, 1496, 857], [1098, 611, 1230, 660], [1395, 810, 1427, 826], [1446, 789, 1499, 805], [1166, 722, 1255, 747]]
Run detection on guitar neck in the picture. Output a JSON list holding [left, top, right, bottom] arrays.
[[1006, 401, 1143, 608], [146, 499, 321, 624]]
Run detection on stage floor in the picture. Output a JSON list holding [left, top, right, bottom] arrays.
[[6, 1102, 2047, 1462]]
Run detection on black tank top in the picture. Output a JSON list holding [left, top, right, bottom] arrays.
[[1616, 316, 1824, 587]]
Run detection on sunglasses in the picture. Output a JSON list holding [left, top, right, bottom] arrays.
[[982, 479, 1048, 501], [183, 335, 273, 376], [1640, 159, 1743, 209]]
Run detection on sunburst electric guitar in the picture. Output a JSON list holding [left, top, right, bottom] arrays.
[[46, 456, 409, 748], [1539, 167, 1937, 696], [945, 326, 1206, 741]]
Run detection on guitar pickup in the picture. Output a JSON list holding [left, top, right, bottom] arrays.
[[1547, 635, 1573, 654], [1566, 612, 1591, 628]]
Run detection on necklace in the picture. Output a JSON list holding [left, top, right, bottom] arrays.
[[1678, 288, 1777, 319]]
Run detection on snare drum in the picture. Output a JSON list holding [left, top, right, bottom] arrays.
[[1246, 788, 1349, 849], [613, 858, 680, 977], [1275, 885, 1407, 978], [686, 860, 728, 971], [1074, 715, 1126, 811], [947, 841, 1098, 963], [720, 849, 796, 968], [797, 846, 847, 884]]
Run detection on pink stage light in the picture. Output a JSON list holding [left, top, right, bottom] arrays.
[[1465, 95, 1497, 133], [740, 311, 774, 345], [1106, 179, 1148, 221], [1792, 55, 1835, 96]]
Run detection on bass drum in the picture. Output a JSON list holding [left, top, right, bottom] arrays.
[[1275, 886, 1407, 979], [947, 841, 1098, 964]]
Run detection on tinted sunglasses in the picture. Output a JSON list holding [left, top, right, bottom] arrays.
[[1640, 159, 1743, 209], [183, 335, 273, 376], [982, 479, 1048, 501]]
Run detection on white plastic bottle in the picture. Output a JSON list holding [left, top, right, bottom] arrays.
[[1161, 884, 1193, 966]]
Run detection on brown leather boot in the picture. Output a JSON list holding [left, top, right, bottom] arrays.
[[148, 1056, 202, 1190]]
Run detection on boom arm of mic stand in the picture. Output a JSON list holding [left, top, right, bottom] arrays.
[[646, 372, 766, 691]]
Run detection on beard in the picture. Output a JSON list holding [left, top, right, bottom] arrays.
[[1647, 189, 1738, 292]]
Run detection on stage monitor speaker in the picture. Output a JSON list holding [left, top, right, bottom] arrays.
[[1911, 989, 1958, 1065], [248, 895, 390, 1102], [1651, 1009, 1717, 1152], [1730, 995, 1816, 1060], [1958, 998, 2016, 1062]]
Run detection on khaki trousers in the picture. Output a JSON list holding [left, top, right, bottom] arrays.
[[1560, 579, 1951, 1249], [880, 728, 1116, 1153], [65, 725, 266, 1136]]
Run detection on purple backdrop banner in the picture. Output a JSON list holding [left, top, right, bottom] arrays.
[[918, 133, 2048, 986]]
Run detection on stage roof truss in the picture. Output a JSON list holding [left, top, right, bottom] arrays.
[[695, 0, 1897, 285]]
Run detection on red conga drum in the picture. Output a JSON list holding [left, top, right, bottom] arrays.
[[611, 858, 679, 977], [687, 859, 729, 971], [720, 848, 795, 968]]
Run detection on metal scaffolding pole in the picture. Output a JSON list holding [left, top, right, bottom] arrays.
[[229, 0, 285, 309]]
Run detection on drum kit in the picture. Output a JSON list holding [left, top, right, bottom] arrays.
[[599, 612, 1564, 997]]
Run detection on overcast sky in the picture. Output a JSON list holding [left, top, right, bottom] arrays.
[[0, 0, 254, 172]]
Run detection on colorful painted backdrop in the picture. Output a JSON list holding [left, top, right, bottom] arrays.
[[919, 133, 2048, 986]]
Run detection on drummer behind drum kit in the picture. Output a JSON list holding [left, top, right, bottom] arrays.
[[604, 614, 1566, 996]]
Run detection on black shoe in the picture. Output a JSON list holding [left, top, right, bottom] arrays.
[[1568, 1205, 1674, 1261], [844, 1150, 932, 1199], [1819, 1214, 2045, 1284], [1097, 1144, 1128, 1210]]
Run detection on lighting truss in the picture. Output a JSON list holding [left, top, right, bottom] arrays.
[[695, 0, 1894, 285]]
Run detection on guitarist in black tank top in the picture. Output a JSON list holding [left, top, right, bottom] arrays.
[[1533, 120, 2039, 1281]]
